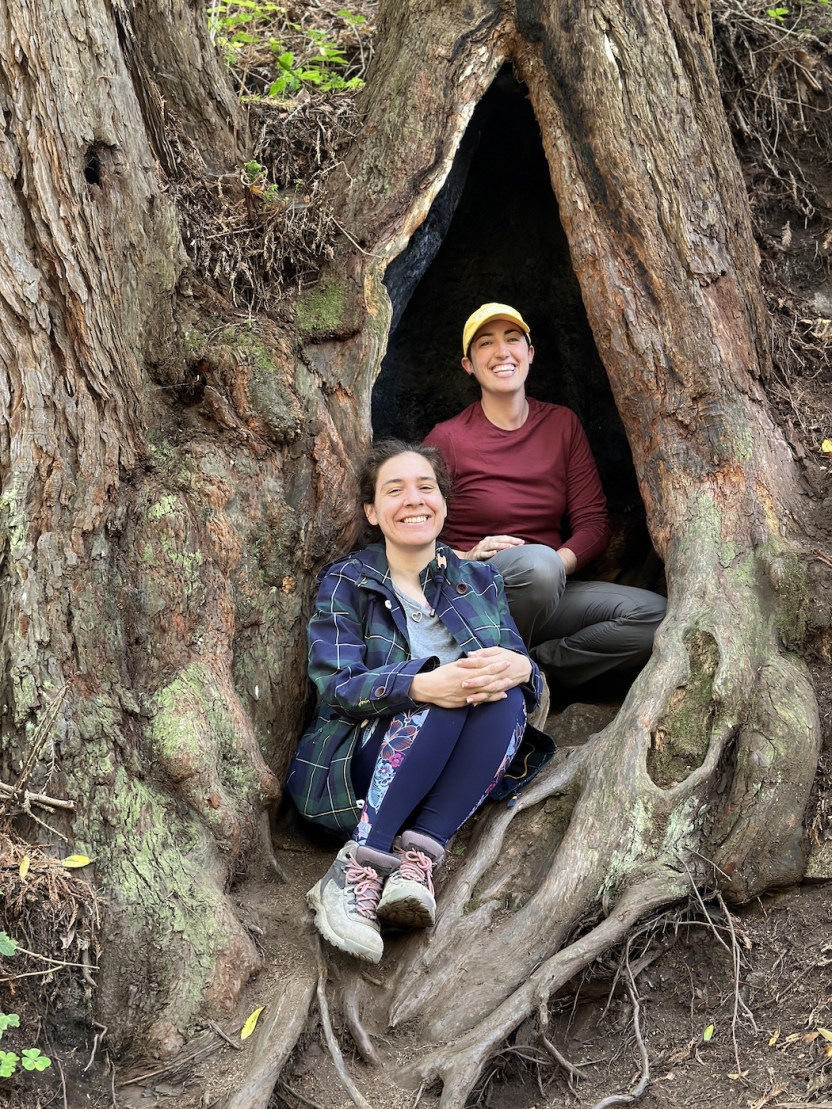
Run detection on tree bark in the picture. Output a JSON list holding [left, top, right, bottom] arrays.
[[0, 0, 821, 1102]]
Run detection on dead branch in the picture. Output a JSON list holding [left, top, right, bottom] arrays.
[[0, 782, 75, 812]]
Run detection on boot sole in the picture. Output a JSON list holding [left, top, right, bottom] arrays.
[[307, 882, 383, 964], [377, 893, 435, 929]]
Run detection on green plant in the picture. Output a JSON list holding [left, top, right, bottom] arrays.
[[0, 933, 52, 1078], [267, 30, 364, 97], [207, 0, 285, 62], [767, 6, 790, 19], [242, 159, 284, 203], [207, 0, 366, 99]]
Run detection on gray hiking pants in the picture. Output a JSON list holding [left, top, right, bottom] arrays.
[[491, 545, 666, 687]]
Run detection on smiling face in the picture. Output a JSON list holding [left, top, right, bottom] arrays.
[[364, 451, 447, 554], [461, 318, 534, 398]]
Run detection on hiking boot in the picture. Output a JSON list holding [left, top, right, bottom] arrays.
[[307, 842, 396, 963], [376, 831, 445, 929]]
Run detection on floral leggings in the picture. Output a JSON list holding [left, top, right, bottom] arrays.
[[350, 687, 527, 852]]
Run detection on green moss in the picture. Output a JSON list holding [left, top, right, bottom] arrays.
[[295, 274, 347, 335], [147, 495, 179, 522], [224, 326, 274, 372], [149, 663, 265, 811], [647, 631, 719, 788], [182, 328, 207, 353], [91, 769, 238, 1026], [599, 797, 654, 898], [219, 324, 302, 441], [769, 550, 808, 647]]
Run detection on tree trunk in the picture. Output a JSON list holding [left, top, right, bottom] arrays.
[[0, 0, 821, 1103]]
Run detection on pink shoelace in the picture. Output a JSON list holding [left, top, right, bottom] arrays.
[[396, 849, 435, 895], [344, 859, 384, 918]]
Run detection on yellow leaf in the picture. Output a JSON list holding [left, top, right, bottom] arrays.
[[240, 1007, 264, 1040], [822, 439, 832, 456], [817, 1027, 832, 1042], [19, 856, 30, 879], [825, 1045, 832, 1059], [728, 1070, 749, 1080], [703, 1024, 715, 1042], [769, 1028, 780, 1046], [62, 855, 93, 868]]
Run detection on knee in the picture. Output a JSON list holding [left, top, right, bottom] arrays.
[[636, 590, 667, 629], [502, 546, 566, 605]]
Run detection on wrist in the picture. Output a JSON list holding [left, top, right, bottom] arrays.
[[556, 546, 578, 575]]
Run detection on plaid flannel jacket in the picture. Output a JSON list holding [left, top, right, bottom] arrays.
[[285, 541, 543, 835]]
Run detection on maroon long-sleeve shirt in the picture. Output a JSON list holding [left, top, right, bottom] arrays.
[[424, 398, 610, 570]]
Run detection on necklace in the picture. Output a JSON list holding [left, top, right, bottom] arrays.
[[390, 581, 433, 622]]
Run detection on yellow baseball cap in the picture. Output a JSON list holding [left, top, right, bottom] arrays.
[[462, 303, 530, 356]]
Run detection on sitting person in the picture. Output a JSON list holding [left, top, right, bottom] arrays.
[[424, 303, 667, 688], [286, 440, 548, 964]]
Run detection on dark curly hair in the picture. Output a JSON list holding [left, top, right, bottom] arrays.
[[357, 440, 452, 544]]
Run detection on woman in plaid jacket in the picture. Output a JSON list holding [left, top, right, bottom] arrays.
[[286, 440, 546, 964]]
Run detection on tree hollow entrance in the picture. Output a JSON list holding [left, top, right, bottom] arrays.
[[373, 68, 659, 588]]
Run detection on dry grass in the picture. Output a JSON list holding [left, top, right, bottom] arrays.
[[172, 0, 376, 313], [713, 0, 832, 439], [0, 825, 101, 990]]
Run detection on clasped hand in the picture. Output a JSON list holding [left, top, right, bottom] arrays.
[[409, 647, 532, 708]]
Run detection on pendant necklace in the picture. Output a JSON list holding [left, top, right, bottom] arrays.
[[390, 581, 432, 622]]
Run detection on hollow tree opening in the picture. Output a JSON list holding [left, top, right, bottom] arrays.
[[373, 70, 659, 588]]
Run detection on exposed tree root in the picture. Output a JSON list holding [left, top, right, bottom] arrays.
[[537, 1002, 584, 1087], [586, 943, 650, 1109], [396, 877, 682, 1109], [219, 969, 317, 1109], [315, 949, 374, 1109], [342, 976, 381, 1065]]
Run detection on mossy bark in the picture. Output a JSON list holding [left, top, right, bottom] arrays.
[[0, 0, 327, 1056]]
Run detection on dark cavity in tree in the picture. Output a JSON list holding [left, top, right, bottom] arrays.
[[83, 146, 102, 186], [374, 69, 660, 587]]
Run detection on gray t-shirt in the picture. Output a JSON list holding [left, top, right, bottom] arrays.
[[390, 583, 462, 666]]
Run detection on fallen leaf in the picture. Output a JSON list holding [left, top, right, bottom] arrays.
[[769, 1028, 780, 1046], [19, 856, 30, 879], [703, 1024, 715, 1042], [728, 1070, 750, 1079], [241, 1006, 264, 1040], [62, 855, 93, 868], [817, 1027, 832, 1042], [822, 439, 832, 456]]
